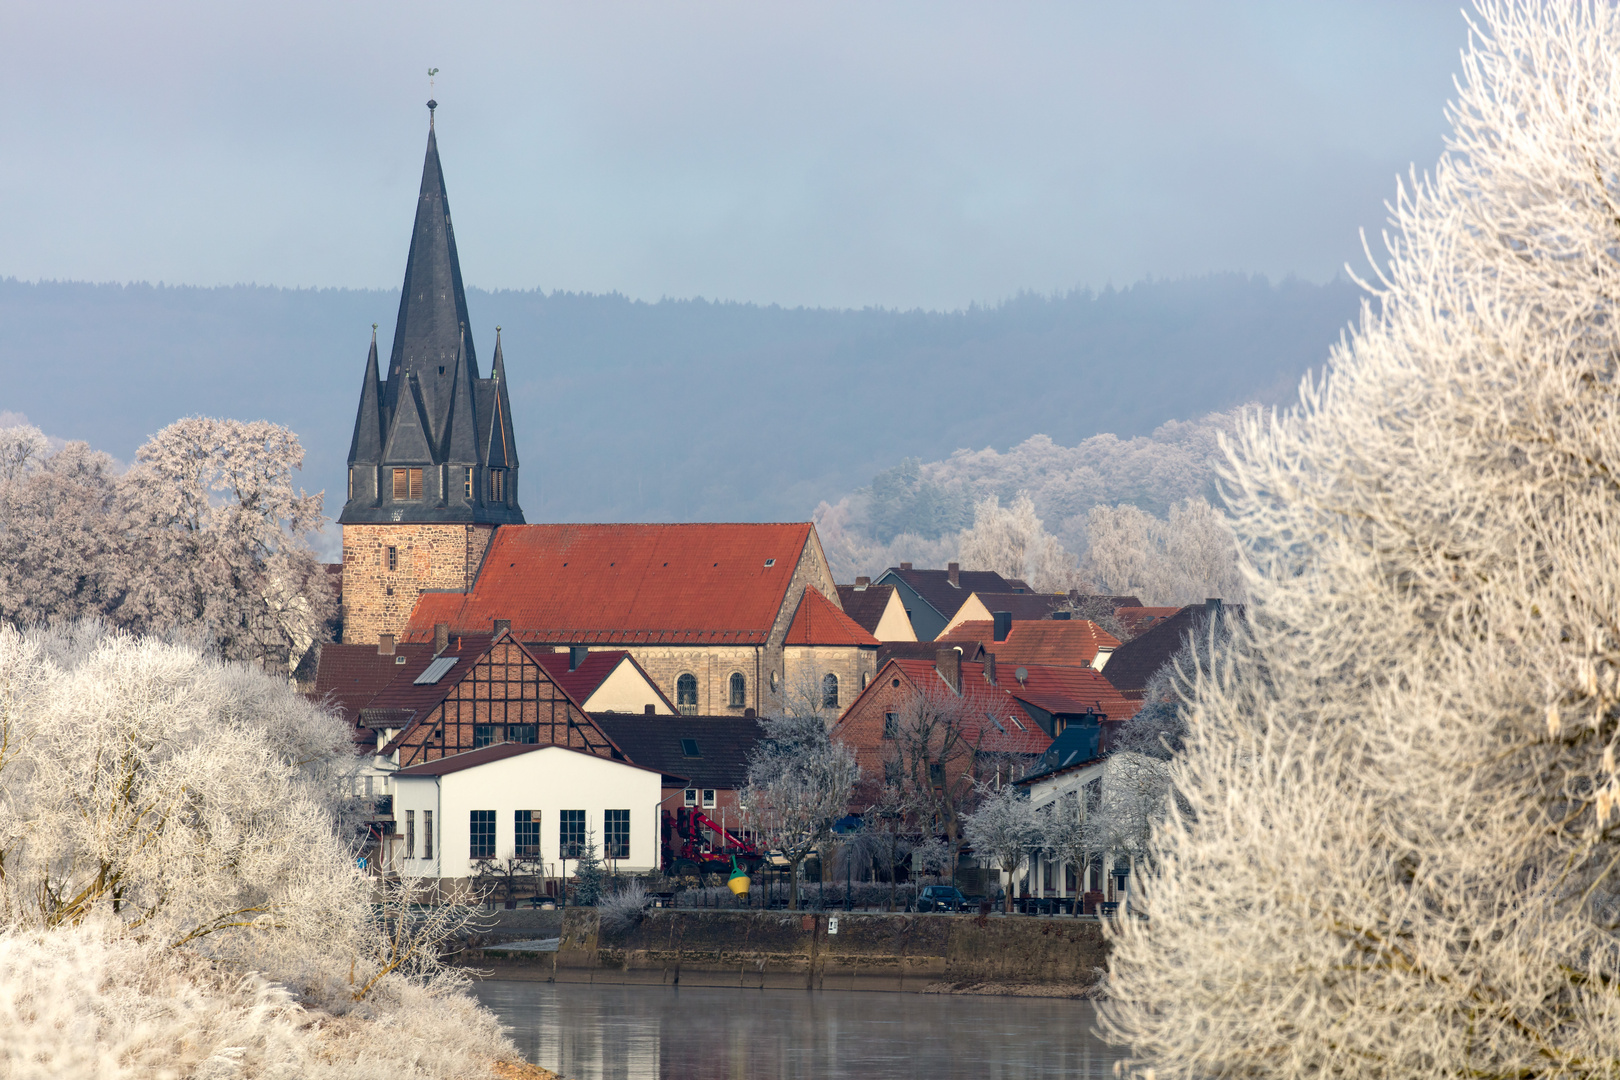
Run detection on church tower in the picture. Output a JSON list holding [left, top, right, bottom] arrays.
[[339, 101, 524, 645]]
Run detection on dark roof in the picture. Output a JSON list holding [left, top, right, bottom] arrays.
[[591, 714, 766, 790], [358, 633, 501, 727], [1103, 601, 1244, 694], [339, 107, 522, 526], [403, 523, 812, 645], [395, 740, 664, 778], [877, 640, 987, 668], [878, 567, 1032, 622], [1018, 725, 1105, 784], [311, 642, 435, 732], [1113, 606, 1181, 639], [836, 584, 901, 635]]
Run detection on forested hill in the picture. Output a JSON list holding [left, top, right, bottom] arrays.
[[0, 274, 1361, 530]]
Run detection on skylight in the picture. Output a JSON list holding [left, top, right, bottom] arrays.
[[414, 657, 459, 685], [680, 738, 701, 758]]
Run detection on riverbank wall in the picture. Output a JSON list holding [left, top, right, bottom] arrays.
[[468, 909, 1109, 997]]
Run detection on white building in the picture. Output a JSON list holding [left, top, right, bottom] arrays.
[[393, 742, 666, 881]]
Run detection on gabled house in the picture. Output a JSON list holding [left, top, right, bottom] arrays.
[[940, 617, 1123, 672], [874, 562, 1032, 642], [1104, 598, 1242, 701], [936, 590, 1140, 639], [366, 630, 624, 770], [397, 522, 842, 717], [592, 713, 766, 820], [309, 638, 434, 751], [836, 580, 917, 642], [532, 649, 677, 715]]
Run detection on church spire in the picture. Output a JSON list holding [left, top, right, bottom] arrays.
[[338, 105, 524, 527]]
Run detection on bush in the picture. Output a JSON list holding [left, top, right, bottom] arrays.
[[597, 878, 648, 934]]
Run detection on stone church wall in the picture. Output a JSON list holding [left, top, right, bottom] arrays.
[[341, 523, 495, 645]]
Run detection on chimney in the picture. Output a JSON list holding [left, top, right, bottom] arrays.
[[644, 704, 656, 715], [936, 647, 961, 693], [900, 562, 913, 571], [433, 622, 449, 654], [493, 618, 511, 637], [569, 645, 588, 672], [984, 653, 997, 686], [992, 611, 1012, 642], [378, 633, 395, 656], [855, 576, 870, 589], [947, 562, 960, 588], [1068, 588, 1082, 604]]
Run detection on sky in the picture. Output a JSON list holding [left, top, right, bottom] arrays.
[[3, 1, 1470, 311]]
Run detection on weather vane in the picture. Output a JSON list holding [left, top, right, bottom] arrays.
[[428, 68, 439, 95]]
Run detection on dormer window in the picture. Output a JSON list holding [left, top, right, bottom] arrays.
[[392, 467, 423, 501]]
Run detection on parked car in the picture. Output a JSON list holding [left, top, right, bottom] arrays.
[[916, 885, 968, 913]]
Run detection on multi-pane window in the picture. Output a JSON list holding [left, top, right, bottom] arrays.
[[559, 810, 586, 859], [728, 672, 746, 707], [883, 712, 899, 739], [508, 724, 537, 744], [393, 467, 423, 501], [514, 810, 541, 858], [676, 673, 698, 716], [703, 789, 716, 809], [684, 789, 698, 807], [386, 546, 398, 572], [423, 810, 433, 859], [470, 810, 496, 859], [464, 469, 473, 499], [604, 809, 630, 860], [404, 810, 416, 859], [822, 673, 839, 709], [488, 469, 505, 501], [473, 725, 496, 749]]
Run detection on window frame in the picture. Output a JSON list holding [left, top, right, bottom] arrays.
[[386, 545, 398, 572], [883, 712, 899, 739], [514, 809, 541, 859], [675, 673, 698, 715], [392, 467, 424, 501], [822, 672, 839, 709], [728, 671, 746, 708], [684, 789, 698, 807], [404, 809, 416, 860], [702, 789, 716, 809], [604, 809, 630, 860], [423, 809, 433, 859], [488, 468, 505, 502], [470, 809, 496, 860], [559, 809, 586, 860]]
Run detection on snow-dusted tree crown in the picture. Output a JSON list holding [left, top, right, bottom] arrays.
[[1103, 2, 1620, 1077]]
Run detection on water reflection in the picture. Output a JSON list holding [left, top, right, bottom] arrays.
[[474, 980, 1126, 1080]]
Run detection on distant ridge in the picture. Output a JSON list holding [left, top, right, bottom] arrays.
[[0, 274, 1361, 528]]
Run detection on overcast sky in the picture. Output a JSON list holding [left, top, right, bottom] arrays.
[[3, 1, 1468, 310]]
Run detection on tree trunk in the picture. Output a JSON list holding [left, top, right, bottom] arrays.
[[787, 856, 801, 911]]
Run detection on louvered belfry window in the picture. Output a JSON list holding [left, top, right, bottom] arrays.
[[488, 469, 505, 502], [392, 467, 423, 501]]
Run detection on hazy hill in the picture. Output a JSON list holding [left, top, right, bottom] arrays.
[[0, 274, 1360, 533]]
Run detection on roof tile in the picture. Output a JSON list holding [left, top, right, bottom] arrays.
[[785, 587, 881, 646]]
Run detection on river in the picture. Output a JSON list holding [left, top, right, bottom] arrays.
[[474, 980, 1128, 1080]]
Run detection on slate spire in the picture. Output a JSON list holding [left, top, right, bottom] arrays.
[[338, 104, 524, 527]]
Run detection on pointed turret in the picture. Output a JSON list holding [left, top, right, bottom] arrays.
[[338, 103, 526, 526]]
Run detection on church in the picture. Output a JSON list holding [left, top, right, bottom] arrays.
[[336, 103, 878, 719]]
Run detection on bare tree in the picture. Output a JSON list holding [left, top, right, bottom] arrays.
[[961, 781, 1041, 912], [1103, 5, 1620, 1077], [1038, 790, 1092, 915], [741, 708, 859, 911]]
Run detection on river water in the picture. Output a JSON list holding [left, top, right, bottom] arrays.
[[474, 980, 1128, 1080]]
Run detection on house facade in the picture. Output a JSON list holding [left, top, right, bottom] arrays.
[[393, 743, 664, 882]]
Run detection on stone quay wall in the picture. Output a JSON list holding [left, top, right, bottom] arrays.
[[469, 908, 1109, 996]]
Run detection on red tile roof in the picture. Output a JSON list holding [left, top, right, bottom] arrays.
[[531, 649, 676, 711], [310, 642, 435, 738], [784, 587, 880, 647], [940, 619, 1121, 667], [1002, 664, 1139, 721], [361, 633, 510, 727], [401, 523, 813, 645], [1114, 606, 1181, 638]]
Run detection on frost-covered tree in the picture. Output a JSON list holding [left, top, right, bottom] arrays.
[[1103, 4, 1620, 1077], [117, 417, 333, 669], [742, 707, 860, 910], [957, 492, 1087, 592], [1083, 496, 1244, 606], [1038, 790, 1092, 913], [962, 781, 1041, 911]]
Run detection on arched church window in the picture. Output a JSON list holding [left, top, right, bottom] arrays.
[[676, 673, 698, 716], [822, 673, 839, 709], [728, 672, 746, 708]]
